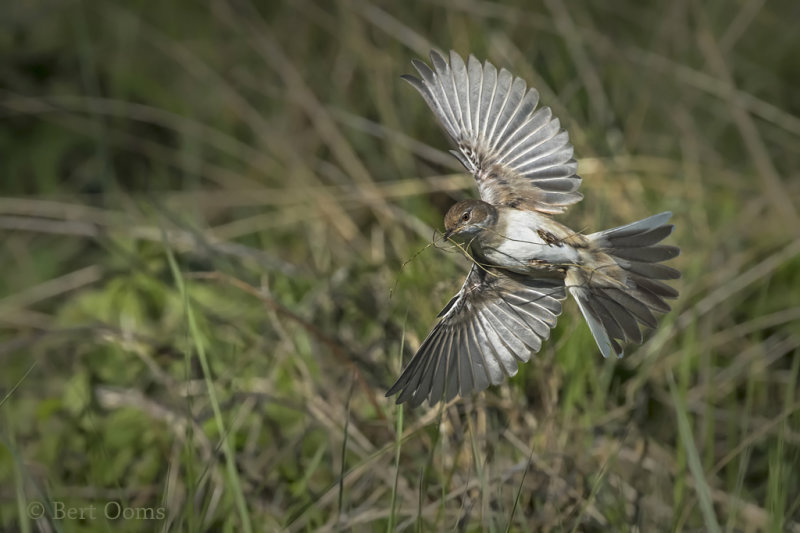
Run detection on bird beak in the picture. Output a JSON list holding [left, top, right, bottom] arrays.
[[443, 228, 454, 240]]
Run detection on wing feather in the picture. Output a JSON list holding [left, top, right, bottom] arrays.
[[500, 107, 552, 162], [445, 338, 461, 402], [493, 78, 528, 151], [486, 68, 514, 148], [507, 127, 568, 168], [468, 55, 483, 143], [399, 329, 444, 405], [450, 51, 472, 136], [456, 330, 472, 396], [403, 50, 582, 214], [488, 303, 543, 352], [479, 308, 529, 364], [479, 61, 498, 141], [387, 266, 566, 406], [427, 338, 449, 407], [470, 313, 506, 385], [410, 328, 451, 407], [474, 311, 517, 379]]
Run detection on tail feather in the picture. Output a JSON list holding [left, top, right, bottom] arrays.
[[603, 288, 658, 328], [612, 245, 679, 263], [572, 291, 620, 358], [589, 298, 627, 341], [604, 225, 673, 248], [618, 261, 680, 281], [636, 276, 679, 298], [592, 294, 641, 342], [626, 277, 672, 313], [569, 212, 679, 358], [589, 211, 672, 239]]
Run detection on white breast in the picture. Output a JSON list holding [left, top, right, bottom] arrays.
[[475, 209, 580, 273]]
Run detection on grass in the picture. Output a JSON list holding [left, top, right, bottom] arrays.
[[1, 0, 799, 531]]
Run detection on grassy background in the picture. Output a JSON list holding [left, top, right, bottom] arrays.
[[2, 0, 799, 531]]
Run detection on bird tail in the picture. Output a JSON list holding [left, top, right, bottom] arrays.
[[566, 212, 680, 358]]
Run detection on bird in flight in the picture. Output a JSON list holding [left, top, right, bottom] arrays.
[[386, 50, 680, 407]]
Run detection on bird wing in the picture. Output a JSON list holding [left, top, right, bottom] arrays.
[[386, 265, 566, 407], [403, 50, 582, 214]]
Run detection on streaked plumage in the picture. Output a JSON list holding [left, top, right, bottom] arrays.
[[387, 50, 680, 407]]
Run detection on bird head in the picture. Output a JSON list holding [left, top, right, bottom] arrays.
[[443, 199, 498, 241]]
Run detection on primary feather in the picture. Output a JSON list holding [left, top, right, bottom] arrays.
[[403, 50, 582, 214], [386, 265, 566, 407]]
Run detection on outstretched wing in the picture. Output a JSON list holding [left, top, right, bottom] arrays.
[[403, 50, 582, 214], [386, 265, 566, 407]]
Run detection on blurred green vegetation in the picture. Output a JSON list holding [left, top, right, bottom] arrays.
[[2, 0, 799, 531]]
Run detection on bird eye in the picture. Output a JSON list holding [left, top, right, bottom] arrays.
[[462, 212, 471, 222]]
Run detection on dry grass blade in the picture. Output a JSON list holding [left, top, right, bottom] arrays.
[[695, 14, 799, 229]]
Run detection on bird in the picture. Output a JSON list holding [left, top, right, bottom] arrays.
[[386, 50, 680, 408]]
